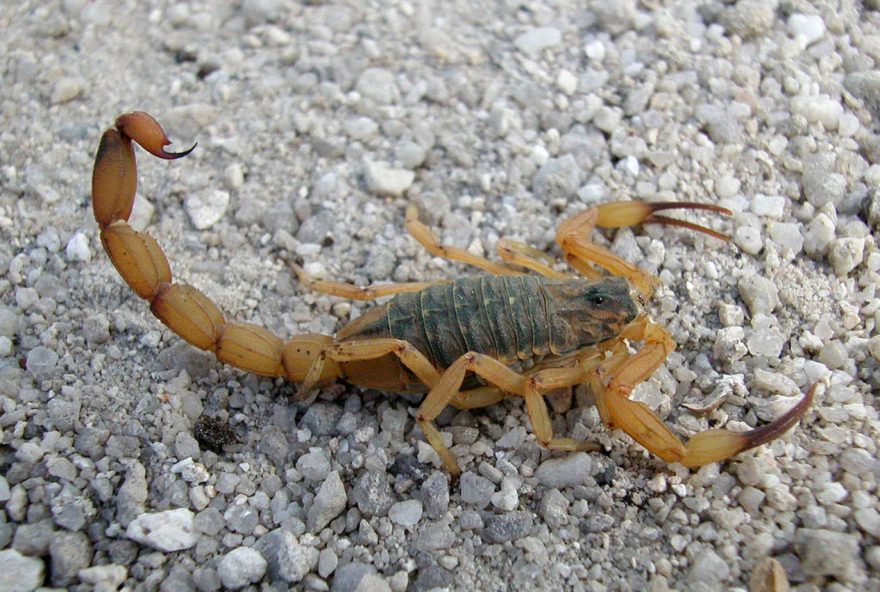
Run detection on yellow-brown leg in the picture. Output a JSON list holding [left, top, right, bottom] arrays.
[[589, 319, 814, 467], [405, 206, 521, 276], [288, 261, 441, 301], [556, 201, 732, 298], [415, 352, 604, 473], [496, 239, 569, 279]]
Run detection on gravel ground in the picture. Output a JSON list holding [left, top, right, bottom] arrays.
[[2, 1, 879, 591]]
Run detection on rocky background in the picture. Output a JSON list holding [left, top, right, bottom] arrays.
[[1, 1, 879, 590]]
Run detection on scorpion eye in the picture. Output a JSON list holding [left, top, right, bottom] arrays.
[[591, 295, 605, 306]]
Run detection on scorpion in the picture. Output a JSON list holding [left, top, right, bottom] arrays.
[[91, 111, 814, 474]]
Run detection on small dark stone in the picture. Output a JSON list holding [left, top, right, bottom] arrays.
[[193, 416, 238, 453]]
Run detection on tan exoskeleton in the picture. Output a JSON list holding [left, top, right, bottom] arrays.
[[91, 112, 814, 474]]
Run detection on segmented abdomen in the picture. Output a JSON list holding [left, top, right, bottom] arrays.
[[387, 276, 551, 369]]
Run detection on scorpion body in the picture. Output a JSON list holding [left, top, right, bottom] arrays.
[[90, 111, 814, 474], [339, 275, 639, 387]]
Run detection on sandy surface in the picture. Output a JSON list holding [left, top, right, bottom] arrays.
[[1, 1, 879, 590]]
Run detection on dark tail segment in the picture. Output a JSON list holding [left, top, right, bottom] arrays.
[[739, 382, 817, 453], [641, 202, 733, 241]]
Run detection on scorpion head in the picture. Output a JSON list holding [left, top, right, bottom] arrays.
[[544, 276, 642, 355]]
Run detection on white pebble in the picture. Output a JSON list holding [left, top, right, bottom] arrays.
[[837, 112, 860, 137], [584, 40, 605, 61], [751, 194, 785, 218], [185, 190, 230, 230], [65, 232, 92, 262], [788, 13, 826, 48], [828, 237, 865, 275], [364, 161, 415, 197], [556, 69, 578, 95], [768, 222, 804, 254], [803, 213, 835, 257], [514, 27, 562, 54], [734, 226, 763, 255]]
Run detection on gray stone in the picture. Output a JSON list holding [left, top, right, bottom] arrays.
[[49, 531, 92, 587], [126, 508, 198, 551], [533, 155, 582, 202], [388, 499, 423, 527], [0, 549, 44, 592], [217, 546, 267, 590], [483, 511, 534, 544], [116, 461, 148, 527], [795, 528, 863, 581], [535, 452, 593, 488], [688, 549, 730, 588], [307, 471, 347, 532], [828, 237, 865, 276], [845, 71, 880, 120], [278, 538, 318, 583], [355, 68, 398, 104], [737, 274, 779, 315], [224, 503, 259, 535], [25, 346, 59, 379], [802, 168, 846, 209], [194, 507, 224, 536], [420, 471, 450, 519], [364, 161, 414, 198], [296, 449, 332, 482], [415, 522, 455, 551], [460, 471, 494, 508], [331, 561, 375, 592], [301, 402, 343, 436], [539, 488, 570, 528], [719, 0, 776, 37], [12, 519, 55, 555], [513, 27, 562, 54], [78, 564, 127, 590], [352, 471, 394, 517]]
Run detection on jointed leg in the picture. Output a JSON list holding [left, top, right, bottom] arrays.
[[557, 201, 731, 297], [588, 318, 814, 467], [496, 239, 569, 279], [288, 261, 441, 301], [405, 206, 521, 276]]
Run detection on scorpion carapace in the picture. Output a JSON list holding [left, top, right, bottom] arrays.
[[91, 111, 814, 474]]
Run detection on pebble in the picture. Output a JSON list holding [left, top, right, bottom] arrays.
[[490, 477, 520, 512], [66, 232, 91, 262], [364, 161, 414, 197], [768, 222, 803, 254], [352, 471, 394, 517], [185, 190, 229, 230], [795, 528, 863, 581], [737, 274, 779, 316], [828, 237, 865, 275], [355, 68, 399, 104], [0, 549, 44, 592], [513, 27, 561, 54], [277, 538, 319, 583], [533, 155, 582, 202], [26, 346, 59, 379], [50, 77, 83, 104], [218, 546, 267, 590], [535, 452, 592, 488], [688, 549, 730, 588], [297, 449, 332, 481], [318, 547, 338, 578], [802, 169, 846, 209], [751, 194, 785, 218], [388, 499, 423, 527], [803, 213, 835, 257], [78, 564, 127, 590], [719, 0, 775, 37], [539, 489, 570, 528], [49, 531, 92, 587], [307, 471, 347, 532], [126, 508, 197, 552], [301, 402, 343, 436], [483, 511, 534, 544], [420, 471, 450, 519], [845, 71, 880, 119], [415, 522, 455, 551], [733, 225, 763, 255], [788, 13, 826, 48], [459, 471, 495, 509], [855, 508, 880, 537]]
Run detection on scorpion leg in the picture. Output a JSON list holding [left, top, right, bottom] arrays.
[[406, 206, 521, 276], [416, 353, 604, 472], [557, 201, 731, 298], [288, 261, 441, 301], [589, 319, 815, 467], [496, 239, 569, 279]]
